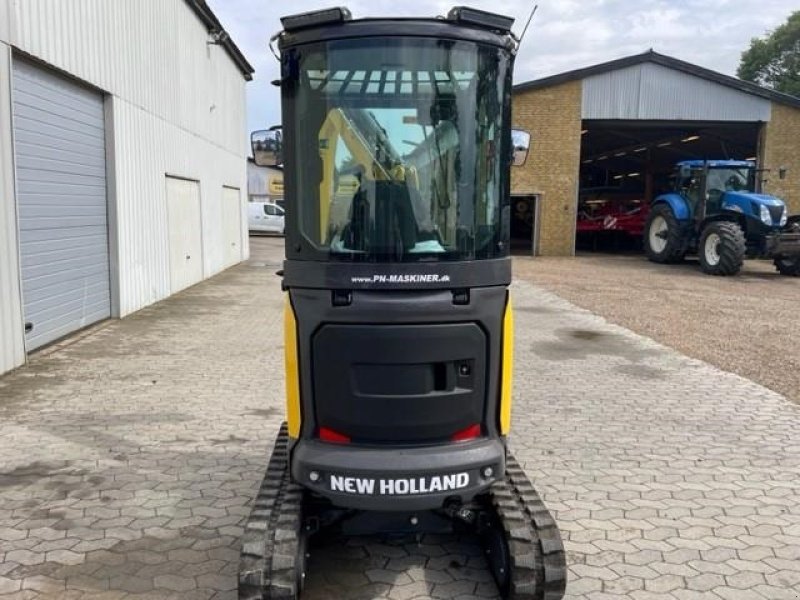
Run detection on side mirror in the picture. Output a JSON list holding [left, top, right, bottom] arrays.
[[511, 129, 531, 167], [779, 166, 787, 180], [679, 165, 691, 179], [252, 127, 282, 167]]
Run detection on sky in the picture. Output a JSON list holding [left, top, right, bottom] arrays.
[[205, 0, 796, 135]]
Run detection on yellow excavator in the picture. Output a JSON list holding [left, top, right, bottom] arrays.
[[242, 6, 567, 599]]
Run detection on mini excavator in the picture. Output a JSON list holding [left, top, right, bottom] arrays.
[[241, 7, 567, 599]]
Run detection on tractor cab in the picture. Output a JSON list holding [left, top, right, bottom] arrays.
[[673, 160, 787, 230]]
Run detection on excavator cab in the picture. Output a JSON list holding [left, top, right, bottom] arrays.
[[241, 7, 566, 599]]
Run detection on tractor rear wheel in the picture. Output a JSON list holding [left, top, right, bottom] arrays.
[[698, 221, 745, 276], [774, 257, 800, 276], [644, 204, 685, 263]]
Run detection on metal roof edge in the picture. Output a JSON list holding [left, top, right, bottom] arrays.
[[513, 50, 800, 109], [185, 0, 255, 81]]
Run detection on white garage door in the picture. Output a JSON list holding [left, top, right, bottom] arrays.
[[222, 186, 242, 267], [166, 176, 203, 294], [12, 59, 111, 351]]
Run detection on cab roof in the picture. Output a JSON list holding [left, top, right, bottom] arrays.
[[278, 6, 516, 50]]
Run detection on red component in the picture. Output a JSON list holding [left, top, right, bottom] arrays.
[[576, 194, 650, 238], [451, 423, 481, 442], [319, 427, 351, 444]]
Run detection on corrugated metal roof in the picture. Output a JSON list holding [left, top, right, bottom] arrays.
[[582, 62, 772, 122], [514, 50, 800, 110]]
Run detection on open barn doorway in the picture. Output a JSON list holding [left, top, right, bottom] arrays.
[[511, 194, 540, 256], [577, 120, 761, 253]]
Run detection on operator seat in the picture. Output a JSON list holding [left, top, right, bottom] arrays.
[[344, 180, 417, 257]]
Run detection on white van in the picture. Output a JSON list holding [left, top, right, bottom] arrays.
[[248, 202, 285, 235]]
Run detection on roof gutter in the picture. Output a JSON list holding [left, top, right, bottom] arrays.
[[184, 0, 255, 81]]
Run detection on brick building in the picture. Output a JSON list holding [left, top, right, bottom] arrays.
[[511, 51, 800, 256]]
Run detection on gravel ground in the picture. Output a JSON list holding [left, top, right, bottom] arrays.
[[513, 253, 800, 404]]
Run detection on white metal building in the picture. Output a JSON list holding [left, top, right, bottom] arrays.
[[0, 0, 253, 376]]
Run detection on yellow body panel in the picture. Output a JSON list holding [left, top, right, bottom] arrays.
[[284, 296, 302, 438], [499, 294, 514, 435]]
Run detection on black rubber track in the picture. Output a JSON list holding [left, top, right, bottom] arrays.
[[488, 453, 567, 600], [698, 221, 745, 276], [644, 204, 686, 264], [239, 424, 305, 599], [774, 257, 800, 276], [239, 426, 567, 600]]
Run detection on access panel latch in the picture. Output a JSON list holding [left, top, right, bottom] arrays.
[[452, 289, 470, 305]]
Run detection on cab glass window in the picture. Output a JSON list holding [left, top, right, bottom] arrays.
[[286, 37, 511, 262]]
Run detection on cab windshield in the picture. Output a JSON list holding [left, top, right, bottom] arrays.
[[287, 37, 511, 261], [706, 167, 756, 193]]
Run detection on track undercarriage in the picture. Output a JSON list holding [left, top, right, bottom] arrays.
[[239, 424, 567, 600]]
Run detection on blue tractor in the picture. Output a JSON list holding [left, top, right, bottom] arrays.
[[644, 160, 800, 276]]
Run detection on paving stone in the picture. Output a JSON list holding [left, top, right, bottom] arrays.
[[725, 559, 776, 574], [110, 573, 155, 593], [663, 549, 701, 564], [21, 574, 65, 593], [686, 573, 725, 592], [586, 551, 624, 567], [686, 560, 737, 577], [4, 550, 43, 566], [387, 581, 434, 600], [712, 587, 767, 600], [608, 563, 659, 579], [0, 529, 28, 542], [764, 557, 800, 571], [154, 574, 197, 592], [196, 572, 236, 591], [672, 591, 724, 600], [569, 577, 603, 594], [752, 584, 800, 599], [0, 577, 23, 594], [167, 549, 209, 564], [700, 547, 738, 563], [571, 565, 619, 580], [725, 571, 765, 590], [65, 575, 110, 592], [765, 570, 800, 588], [432, 580, 478, 598], [645, 574, 686, 593], [45, 549, 85, 565], [27, 527, 66, 542], [630, 592, 679, 600], [367, 569, 413, 585], [625, 549, 664, 565], [603, 576, 644, 594]]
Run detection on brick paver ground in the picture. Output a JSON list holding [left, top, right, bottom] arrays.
[[0, 236, 799, 599]]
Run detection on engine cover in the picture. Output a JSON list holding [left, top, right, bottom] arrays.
[[312, 323, 486, 443]]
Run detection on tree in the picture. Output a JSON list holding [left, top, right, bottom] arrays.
[[737, 11, 800, 98]]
